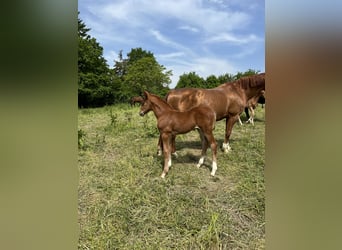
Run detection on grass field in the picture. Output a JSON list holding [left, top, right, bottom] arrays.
[[78, 103, 265, 249]]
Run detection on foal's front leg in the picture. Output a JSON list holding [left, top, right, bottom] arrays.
[[161, 133, 172, 178], [158, 133, 177, 159]]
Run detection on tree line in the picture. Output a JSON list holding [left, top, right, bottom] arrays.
[[78, 14, 260, 108]]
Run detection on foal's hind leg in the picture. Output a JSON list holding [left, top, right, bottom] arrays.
[[157, 134, 163, 156], [171, 134, 178, 156], [204, 131, 218, 176]]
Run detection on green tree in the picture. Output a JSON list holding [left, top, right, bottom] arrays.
[[217, 73, 235, 84], [234, 69, 260, 80], [127, 48, 154, 64], [122, 57, 171, 98], [114, 48, 172, 101], [113, 48, 154, 81], [78, 15, 117, 107], [175, 72, 205, 89], [205, 75, 220, 88]]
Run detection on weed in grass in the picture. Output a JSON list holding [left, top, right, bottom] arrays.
[[78, 129, 87, 150]]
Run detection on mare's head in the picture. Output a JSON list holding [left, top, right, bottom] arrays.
[[237, 73, 265, 99], [139, 91, 153, 116]]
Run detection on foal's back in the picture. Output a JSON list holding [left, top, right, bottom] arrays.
[[158, 105, 215, 134]]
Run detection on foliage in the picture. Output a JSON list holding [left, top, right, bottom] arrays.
[[175, 71, 205, 89], [78, 15, 120, 107], [205, 74, 220, 88], [234, 69, 260, 79], [119, 56, 172, 100], [217, 73, 235, 84], [174, 70, 261, 89]]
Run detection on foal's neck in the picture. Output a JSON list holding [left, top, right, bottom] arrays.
[[151, 97, 173, 119]]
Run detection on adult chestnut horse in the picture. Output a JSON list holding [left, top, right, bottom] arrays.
[[130, 96, 144, 106], [245, 90, 265, 125], [239, 90, 265, 125], [164, 73, 265, 153], [139, 91, 218, 178]]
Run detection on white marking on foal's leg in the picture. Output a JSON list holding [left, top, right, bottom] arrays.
[[197, 156, 205, 168], [222, 143, 231, 153], [157, 148, 162, 156], [168, 158, 172, 167], [161, 172, 166, 178], [211, 161, 217, 176], [238, 117, 243, 125]]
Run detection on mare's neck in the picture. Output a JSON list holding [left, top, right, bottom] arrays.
[[244, 85, 265, 100]]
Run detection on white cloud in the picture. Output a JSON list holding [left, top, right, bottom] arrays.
[[149, 29, 197, 57], [157, 52, 185, 60], [205, 33, 263, 44], [178, 25, 199, 33], [83, 0, 251, 33], [104, 50, 119, 68]]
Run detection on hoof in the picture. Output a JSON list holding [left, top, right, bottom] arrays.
[[161, 173, 166, 178], [172, 152, 178, 157], [222, 143, 231, 153], [223, 148, 231, 153]]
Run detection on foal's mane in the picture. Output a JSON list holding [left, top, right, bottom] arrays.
[[148, 92, 173, 110]]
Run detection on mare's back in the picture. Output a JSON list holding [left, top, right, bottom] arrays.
[[167, 88, 227, 111]]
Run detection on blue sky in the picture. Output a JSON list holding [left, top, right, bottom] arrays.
[[79, 0, 264, 88]]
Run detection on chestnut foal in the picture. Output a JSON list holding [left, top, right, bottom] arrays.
[[139, 91, 218, 178]]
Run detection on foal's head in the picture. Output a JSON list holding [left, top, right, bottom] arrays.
[[139, 91, 153, 116]]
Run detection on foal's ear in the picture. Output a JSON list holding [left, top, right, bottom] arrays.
[[143, 90, 149, 99]]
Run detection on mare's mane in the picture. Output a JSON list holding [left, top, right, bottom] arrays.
[[229, 73, 265, 90]]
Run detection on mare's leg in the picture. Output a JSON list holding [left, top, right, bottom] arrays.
[[222, 115, 239, 153], [245, 107, 250, 120], [246, 106, 255, 125], [238, 116, 243, 125], [197, 129, 208, 168], [249, 107, 255, 125], [161, 133, 172, 178]]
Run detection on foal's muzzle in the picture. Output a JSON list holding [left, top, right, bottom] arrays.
[[139, 111, 145, 116]]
